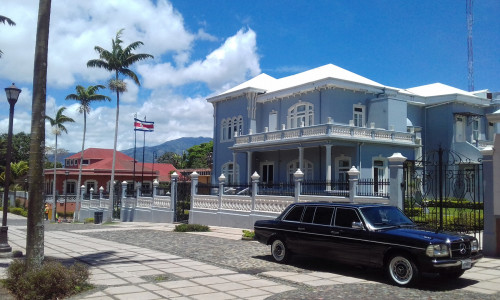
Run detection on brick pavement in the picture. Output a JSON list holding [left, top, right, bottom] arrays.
[[0, 213, 500, 299]]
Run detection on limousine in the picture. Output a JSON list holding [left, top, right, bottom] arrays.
[[254, 203, 483, 286]]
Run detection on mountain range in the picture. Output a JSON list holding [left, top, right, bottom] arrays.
[[48, 136, 212, 164]]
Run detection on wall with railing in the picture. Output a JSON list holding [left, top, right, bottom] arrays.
[[189, 153, 407, 229]]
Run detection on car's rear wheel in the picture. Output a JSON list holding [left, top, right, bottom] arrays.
[[387, 254, 419, 286], [271, 238, 289, 263]]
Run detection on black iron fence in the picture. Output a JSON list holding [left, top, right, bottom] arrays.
[[301, 180, 349, 196], [258, 182, 295, 196], [357, 178, 390, 198]]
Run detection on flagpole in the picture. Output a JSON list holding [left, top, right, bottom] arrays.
[[133, 115, 137, 192], [141, 116, 146, 189]]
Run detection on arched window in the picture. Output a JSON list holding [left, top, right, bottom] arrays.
[[221, 119, 227, 141], [372, 156, 388, 196], [288, 101, 314, 129], [287, 159, 313, 182]]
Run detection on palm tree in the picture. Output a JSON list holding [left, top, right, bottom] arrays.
[[27, 0, 51, 270], [46, 107, 74, 222], [66, 85, 110, 221], [87, 29, 153, 222], [0, 15, 16, 58]]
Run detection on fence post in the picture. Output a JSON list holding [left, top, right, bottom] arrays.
[[89, 188, 94, 201], [294, 169, 304, 203], [388, 152, 407, 210], [218, 174, 226, 209], [190, 172, 199, 196], [99, 186, 104, 200], [153, 179, 159, 198], [171, 172, 178, 220], [251, 172, 260, 211], [347, 166, 360, 202], [481, 144, 500, 256], [136, 182, 142, 198]]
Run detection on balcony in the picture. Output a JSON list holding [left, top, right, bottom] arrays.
[[234, 123, 416, 148]]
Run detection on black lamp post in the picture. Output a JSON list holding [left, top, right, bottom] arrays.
[[64, 170, 69, 221], [1, 83, 21, 253]]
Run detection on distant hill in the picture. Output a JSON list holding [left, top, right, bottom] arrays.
[[47, 136, 212, 164], [121, 136, 212, 163]]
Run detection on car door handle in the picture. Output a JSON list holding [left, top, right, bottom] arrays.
[[298, 227, 306, 231], [331, 230, 340, 235]]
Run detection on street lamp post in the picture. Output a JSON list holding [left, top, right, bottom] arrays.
[[64, 171, 69, 221], [1, 83, 21, 253]]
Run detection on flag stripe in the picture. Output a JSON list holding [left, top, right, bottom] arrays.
[[134, 118, 154, 131]]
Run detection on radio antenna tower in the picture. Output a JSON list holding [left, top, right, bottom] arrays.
[[466, 0, 474, 92]]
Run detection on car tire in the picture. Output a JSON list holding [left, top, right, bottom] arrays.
[[271, 238, 290, 263], [387, 254, 419, 286], [440, 269, 466, 280]]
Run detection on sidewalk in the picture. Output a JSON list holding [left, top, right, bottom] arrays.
[[1, 217, 500, 299]]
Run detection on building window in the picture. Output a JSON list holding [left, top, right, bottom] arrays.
[[472, 119, 480, 141], [65, 181, 76, 195], [353, 105, 365, 127], [373, 157, 388, 195], [335, 155, 351, 190], [489, 122, 495, 141], [287, 159, 313, 182], [221, 116, 243, 142], [85, 181, 96, 195], [260, 162, 274, 185], [455, 116, 465, 142], [269, 111, 277, 131], [82, 159, 89, 165], [222, 162, 238, 184], [288, 101, 314, 129]]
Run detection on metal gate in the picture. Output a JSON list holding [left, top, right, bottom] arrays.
[[175, 181, 191, 223], [403, 147, 483, 241]]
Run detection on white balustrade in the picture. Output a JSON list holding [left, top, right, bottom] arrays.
[[153, 196, 171, 208], [192, 195, 218, 209]]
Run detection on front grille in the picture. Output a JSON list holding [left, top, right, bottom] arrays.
[[450, 241, 471, 258]]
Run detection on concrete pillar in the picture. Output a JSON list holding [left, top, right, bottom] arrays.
[[99, 186, 104, 200], [325, 144, 332, 191], [171, 172, 178, 217], [232, 152, 237, 184], [347, 166, 360, 203], [247, 151, 252, 184], [298, 147, 304, 171], [89, 188, 94, 200], [153, 179, 159, 197], [136, 182, 142, 198], [190, 172, 199, 196], [388, 153, 407, 210], [121, 181, 127, 200], [218, 174, 226, 209], [294, 169, 304, 203], [251, 172, 260, 211]]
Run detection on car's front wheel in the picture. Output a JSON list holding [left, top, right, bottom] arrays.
[[271, 238, 290, 263], [387, 254, 419, 286]]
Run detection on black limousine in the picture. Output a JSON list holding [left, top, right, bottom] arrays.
[[254, 203, 483, 286]]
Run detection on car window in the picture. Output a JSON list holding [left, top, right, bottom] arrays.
[[302, 206, 315, 223], [313, 206, 334, 225], [283, 206, 304, 222], [334, 208, 361, 228]]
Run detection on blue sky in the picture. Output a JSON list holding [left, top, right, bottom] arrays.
[[1, 0, 499, 153]]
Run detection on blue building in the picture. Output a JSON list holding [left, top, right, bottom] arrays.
[[207, 64, 500, 188]]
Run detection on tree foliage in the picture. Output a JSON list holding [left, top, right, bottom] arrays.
[[157, 141, 213, 169], [0, 132, 31, 169]]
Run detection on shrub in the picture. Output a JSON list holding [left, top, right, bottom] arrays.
[[9, 207, 28, 217], [242, 230, 255, 240], [2, 259, 92, 300], [84, 218, 94, 224], [174, 223, 210, 232]]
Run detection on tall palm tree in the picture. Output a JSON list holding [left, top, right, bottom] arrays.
[[87, 29, 153, 222], [46, 107, 74, 222], [27, 0, 51, 270], [65, 85, 110, 221], [0, 15, 16, 58]]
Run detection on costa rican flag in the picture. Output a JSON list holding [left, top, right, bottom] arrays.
[[134, 118, 154, 132]]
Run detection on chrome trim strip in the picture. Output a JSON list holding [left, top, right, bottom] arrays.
[[254, 225, 426, 251]]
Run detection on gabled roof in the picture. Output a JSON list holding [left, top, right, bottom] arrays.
[[142, 163, 177, 182], [66, 148, 134, 161]]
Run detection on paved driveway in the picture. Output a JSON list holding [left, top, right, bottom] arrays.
[[1, 214, 499, 299]]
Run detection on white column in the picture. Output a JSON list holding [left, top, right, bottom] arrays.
[[232, 152, 237, 184], [247, 151, 252, 184], [325, 144, 332, 191], [298, 147, 304, 171]]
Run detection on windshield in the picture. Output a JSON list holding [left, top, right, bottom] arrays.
[[360, 206, 414, 229]]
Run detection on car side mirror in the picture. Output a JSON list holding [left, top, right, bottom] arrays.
[[352, 221, 364, 230]]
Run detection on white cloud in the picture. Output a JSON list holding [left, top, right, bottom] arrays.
[[139, 28, 261, 91], [0, 0, 261, 153]]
